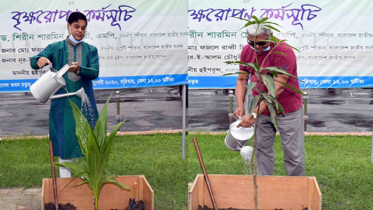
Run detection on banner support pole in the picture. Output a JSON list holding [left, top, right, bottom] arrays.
[[182, 84, 187, 159]]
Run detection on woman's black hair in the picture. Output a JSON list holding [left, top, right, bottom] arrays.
[[67, 12, 88, 26]]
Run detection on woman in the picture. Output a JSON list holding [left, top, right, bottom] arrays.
[[30, 12, 99, 178]]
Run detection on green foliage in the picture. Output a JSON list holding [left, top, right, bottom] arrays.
[[263, 100, 278, 129], [264, 24, 281, 32], [274, 79, 304, 95], [263, 66, 298, 79], [54, 96, 129, 210], [261, 93, 285, 115], [272, 51, 287, 57], [262, 75, 276, 97], [222, 71, 250, 77], [286, 44, 301, 53], [248, 95, 260, 116], [246, 82, 257, 94]]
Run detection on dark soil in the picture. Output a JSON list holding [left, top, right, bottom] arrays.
[[197, 206, 308, 210], [112, 200, 145, 210], [45, 200, 145, 210], [45, 203, 77, 210]]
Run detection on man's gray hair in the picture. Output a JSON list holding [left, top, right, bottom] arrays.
[[246, 23, 271, 37]]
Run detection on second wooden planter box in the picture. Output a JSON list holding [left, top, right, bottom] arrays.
[[42, 175, 154, 210], [189, 174, 322, 210]]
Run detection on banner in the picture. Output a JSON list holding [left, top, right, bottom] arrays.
[[188, 0, 373, 89], [0, 0, 188, 92]]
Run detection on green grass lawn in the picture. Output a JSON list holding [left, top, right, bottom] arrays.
[[0, 134, 188, 210], [1, 134, 373, 209], [188, 134, 373, 210]]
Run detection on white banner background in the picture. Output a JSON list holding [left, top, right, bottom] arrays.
[[2, 1, 372, 91], [0, 0, 188, 92], [188, 0, 373, 88]]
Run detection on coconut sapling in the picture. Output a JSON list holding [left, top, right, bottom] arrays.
[[55, 95, 130, 210]]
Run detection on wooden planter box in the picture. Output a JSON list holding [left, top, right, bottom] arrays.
[[42, 175, 154, 210], [189, 174, 322, 210]]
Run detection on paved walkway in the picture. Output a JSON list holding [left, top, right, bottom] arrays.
[[188, 88, 373, 132], [0, 188, 41, 210], [0, 86, 183, 137]]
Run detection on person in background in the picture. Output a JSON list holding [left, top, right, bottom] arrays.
[[234, 23, 304, 176], [30, 12, 99, 178]]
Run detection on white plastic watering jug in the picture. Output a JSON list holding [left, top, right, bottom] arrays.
[[30, 64, 85, 103], [224, 119, 254, 151]]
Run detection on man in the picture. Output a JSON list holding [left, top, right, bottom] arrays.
[[234, 23, 304, 176]]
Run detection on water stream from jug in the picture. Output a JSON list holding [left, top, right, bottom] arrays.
[[81, 93, 96, 129], [61, 86, 96, 128], [240, 146, 253, 175], [242, 158, 252, 175]]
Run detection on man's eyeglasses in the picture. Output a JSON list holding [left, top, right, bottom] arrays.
[[247, 37, 268, 47]]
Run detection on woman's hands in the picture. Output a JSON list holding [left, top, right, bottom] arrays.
[[68, 62, 80, 74], [37, 57, 51, 68], [38, 58, 80, 74]]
